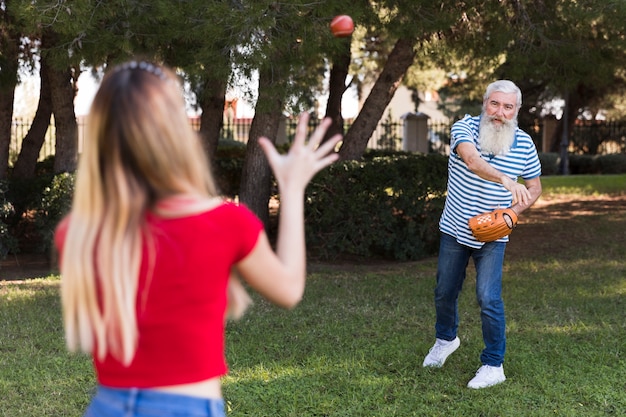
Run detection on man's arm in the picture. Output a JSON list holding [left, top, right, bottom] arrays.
[[456, 141, 533, 206], [510, 176, 542, 215]]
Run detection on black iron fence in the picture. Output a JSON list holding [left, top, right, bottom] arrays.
[[9, 116, 626, 163], [570, 120, 626, 155]]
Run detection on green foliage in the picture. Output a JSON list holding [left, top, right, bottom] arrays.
[[594, 153, 626, 175], [537, 152, 559, 176], [540, 153, 626, 176], [568, 153, 626, 175], [213, 140, 247, 197], [568, 154, 597, 175], [33, 173, 75, 255], [304, 153, 448, 261], [0, 181, 19, 259]]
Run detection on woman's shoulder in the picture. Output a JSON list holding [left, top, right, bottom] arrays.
[[207, 200, 261, 224], [153, 198, 261, 226]]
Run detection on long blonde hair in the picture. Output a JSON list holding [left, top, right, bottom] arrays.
[[60, 61, 230, 365]]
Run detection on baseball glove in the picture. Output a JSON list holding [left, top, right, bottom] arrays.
[[468, 208, 518, 242]]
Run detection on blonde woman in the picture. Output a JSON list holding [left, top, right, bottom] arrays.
[[54, 60, 341, 417]]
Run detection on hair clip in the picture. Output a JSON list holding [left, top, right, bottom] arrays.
[[114, 60, 168, 81]]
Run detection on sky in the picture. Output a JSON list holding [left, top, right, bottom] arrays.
[[14, 64, 361, 120], [61, 70, 359, 119]]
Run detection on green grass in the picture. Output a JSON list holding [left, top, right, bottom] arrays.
[[540, 173, 626, 197], [1, 175, 625, 416]]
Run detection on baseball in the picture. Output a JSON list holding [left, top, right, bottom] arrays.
[[330, 15, 354, 37]]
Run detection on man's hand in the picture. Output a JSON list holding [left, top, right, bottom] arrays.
[[501, 176, 531, 207]]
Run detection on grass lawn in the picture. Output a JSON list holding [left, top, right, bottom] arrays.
[[1, 174, 625, 416]]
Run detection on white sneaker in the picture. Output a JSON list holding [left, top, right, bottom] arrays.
[[422, 337, 460, 367], [467, 365, 506, 389]]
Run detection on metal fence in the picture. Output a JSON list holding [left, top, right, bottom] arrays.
[[9, 116, 626, 163], [570, 120, 626, 155], [11, 116, 439, 161]]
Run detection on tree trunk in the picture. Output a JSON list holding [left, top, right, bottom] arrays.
[[338, 38, 417, 160], [198, 78, 226, 161], [48, 63, 78, 174], [238, 67, 283, 226], [0, 81, 16, 181], [0, 17, 19, 180], [12, 60, 53, 179], [323, 40, 351, 142]]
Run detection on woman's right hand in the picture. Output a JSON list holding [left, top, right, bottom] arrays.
[[258, 112, 342, 194]]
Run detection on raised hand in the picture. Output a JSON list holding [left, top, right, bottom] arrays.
[[258, 112, 342, 194]]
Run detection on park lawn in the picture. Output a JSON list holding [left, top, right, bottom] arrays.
[[1, 174, 625, 416]]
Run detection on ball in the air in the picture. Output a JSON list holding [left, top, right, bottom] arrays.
[[330, 15, 354, 37]]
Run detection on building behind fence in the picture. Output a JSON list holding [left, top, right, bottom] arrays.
[[9, 115, 626, 164]]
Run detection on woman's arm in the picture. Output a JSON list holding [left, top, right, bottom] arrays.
[[235, 113, 341, 308]]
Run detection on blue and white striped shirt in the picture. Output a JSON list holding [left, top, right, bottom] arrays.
[[439, 114, 542, 248]]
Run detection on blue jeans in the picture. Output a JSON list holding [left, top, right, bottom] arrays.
[[434, 233, 507, 366], [84, 385, 226, 417]]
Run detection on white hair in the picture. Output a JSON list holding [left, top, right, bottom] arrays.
[[483, 80, 522, 111]]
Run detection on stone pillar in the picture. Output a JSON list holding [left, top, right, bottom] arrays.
[[276, 117, 288, 146], [542, 115, 558, 153], [402, 112, 430, 153]]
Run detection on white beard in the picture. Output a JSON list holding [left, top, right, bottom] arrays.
[[478, 115, 517, 155]]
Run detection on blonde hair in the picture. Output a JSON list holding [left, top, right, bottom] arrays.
[[60, 61, 247, 365]]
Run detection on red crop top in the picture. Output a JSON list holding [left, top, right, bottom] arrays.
[[55, 202, 263, 388]]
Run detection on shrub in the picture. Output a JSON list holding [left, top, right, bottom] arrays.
[[304, 153, 448, 261], [593, 153, 626, 174], [213, 139, 247, 197], [0, 180, 19, 259], [568, 154, 597, 174], [538, 152, 559, 176], [34, 173, 75, 255]]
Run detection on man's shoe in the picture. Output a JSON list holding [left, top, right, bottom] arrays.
[[422, 337, 460, 367], [467, 364, 506, 389]]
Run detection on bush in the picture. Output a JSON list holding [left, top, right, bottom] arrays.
[[213, 140, 247, 197], [540, 153, 626, 175], [304, 153, 448, 261], [0, 180, 19, 259], [568, 154, 597, 174], [538, 152, 559, 176], [593, 153, 626, 174], [34, 173, 75, 255]]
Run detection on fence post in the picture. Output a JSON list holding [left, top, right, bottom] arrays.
[[402, 112, 430, 153]]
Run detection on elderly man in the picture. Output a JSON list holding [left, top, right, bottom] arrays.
[[422, 80, 542, 388]]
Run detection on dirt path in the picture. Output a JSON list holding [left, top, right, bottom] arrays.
[[506, 194, 626, 262], [0, 253, 54, 281]]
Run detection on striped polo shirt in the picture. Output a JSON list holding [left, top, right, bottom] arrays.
[[439, 114, 542, 248]]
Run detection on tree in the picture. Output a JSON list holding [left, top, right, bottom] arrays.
[[10, 1, 83, 175], [0, 4, 21, 179], [339, 37, 417, 160], [41, 29, 79, 174], [338, 0, 478, 159], [236, 1, 333, 224], [11, 58, 52, 179], [323, 38, 351, 142], [10, 0, 626, 221], [490, 0, 626, 173], [408, 1, 626, 173]]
